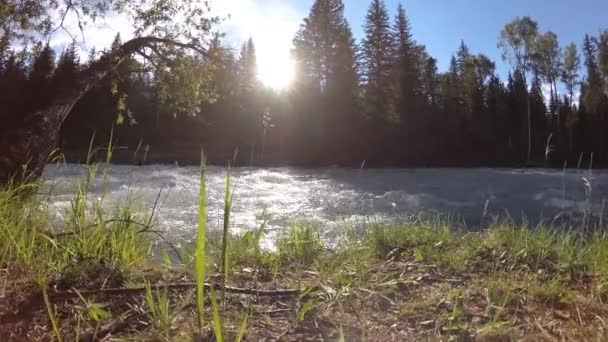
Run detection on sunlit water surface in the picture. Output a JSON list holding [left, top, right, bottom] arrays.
[[42, 164, 608, 247]]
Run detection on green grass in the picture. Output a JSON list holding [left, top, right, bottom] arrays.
[[363, 217, 608, 284], [0, 144, 157, 340], [144, 282, 172, 340], [221, 164, 233, 287], [0, 177, 150, 284], [73, 288, 110, 340], [277, 222, 323, 265], [41, 280, 63, 342], [195, 152, 207, 335], [210, 289, 224, 342], [4, 157, 608, 340]]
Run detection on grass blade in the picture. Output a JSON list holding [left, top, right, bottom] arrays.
[[195, 150, 207, 333], [42, 283, 63, 342], [235, 312, 249, 342], [222, 164, 232, 288], [210, 289, 224, 342]]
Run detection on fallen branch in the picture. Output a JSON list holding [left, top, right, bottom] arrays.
[[52, 282, 299, 298]]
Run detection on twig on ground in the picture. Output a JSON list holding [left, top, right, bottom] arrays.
[[51, 282, 299, 298]]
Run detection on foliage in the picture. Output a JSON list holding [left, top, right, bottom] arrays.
[[361, 0, 396, 122], [277, 223, 324, 265]]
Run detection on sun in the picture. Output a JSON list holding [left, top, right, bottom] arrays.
[[256, 47, 295, 90]]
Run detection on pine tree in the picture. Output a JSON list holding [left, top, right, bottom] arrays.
[[208, 33, 238, 98], [437, 56, 468, 158], [486, 75, 508, 152], [599, 30, 608, 90], [330, 22, 360, 110], [392, 2, 421, 138], [53, 41, 80, 96], [361, 0, 394, 122], [456, 40, 471, 77], [456, 41, 476, 128], [421, 56, 440, 107], [235, 37, 263, 152], [29, 43, 55, 81], [292, 0, 360, 162], [507, 69, 528, 160], [237, 37, 259, 95], [529, 72, 549, 158], [599, 30, 608, 161], [26, 42, 56, 113], [293, 0, 352, 91], [468, 54, 495, 146], [445, 55, 463, 126], [0, 52, 27, 122], [581, 35, 605, 117], [457, 42, 476, 120], [580, 34, 608, 161], [0, 33, 10, 72]]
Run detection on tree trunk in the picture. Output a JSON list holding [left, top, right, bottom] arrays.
[[523, 72, 532, 164], [0, 37, 198, 187]]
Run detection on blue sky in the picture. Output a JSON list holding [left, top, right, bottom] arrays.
[[317, 0, 607, 77]]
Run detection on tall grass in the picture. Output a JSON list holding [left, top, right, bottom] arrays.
[[277, 222, 323, 265], [144, 282, 172, 340], [0, 178, 149, 281], [42, 280, 63, 342], [0, 138, 155, 341], [195, 151, 207, 334], [210, 289, 224, 342], [0, 142, 252, 339], [221, 164, 233, 287], [193, 155, 247, 340]]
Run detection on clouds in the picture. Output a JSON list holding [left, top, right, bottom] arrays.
[[50, 11, 134, 56], [541, 82, 580, 106], [48, 0, 305, 69], [214, 0, 302, 49]]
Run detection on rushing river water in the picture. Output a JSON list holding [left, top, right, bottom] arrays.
[[43, 164, 608, 245]]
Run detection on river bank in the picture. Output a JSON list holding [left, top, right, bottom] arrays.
[[59, 146, 608, 169], [2, 176, 608, 340]]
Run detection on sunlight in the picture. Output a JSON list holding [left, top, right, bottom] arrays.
[[257, 47, 295, 90], [213, 0, 299, 90]]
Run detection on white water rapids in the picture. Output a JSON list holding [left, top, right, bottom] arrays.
[[43, 164, 608, 246]]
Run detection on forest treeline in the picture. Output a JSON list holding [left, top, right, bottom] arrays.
[[1, 0, 608, 167]]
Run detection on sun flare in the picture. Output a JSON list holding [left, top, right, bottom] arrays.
[[257, 47, 295, 90]]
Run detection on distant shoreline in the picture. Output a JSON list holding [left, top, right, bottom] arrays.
[[59, 147, 606, 170]]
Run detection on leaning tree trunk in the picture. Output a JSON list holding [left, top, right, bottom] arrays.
[[0, 54, 124, 186], [0, 37, 196, 187]]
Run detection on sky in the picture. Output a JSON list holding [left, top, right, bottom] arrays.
[[53, 0, 608, 84], [363, 0, 608, 76], [282, 0, 608, 74]]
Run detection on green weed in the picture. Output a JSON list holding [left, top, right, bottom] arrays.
[[277, 222, 323, 265]]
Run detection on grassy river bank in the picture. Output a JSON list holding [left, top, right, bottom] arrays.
[[2, 163, 608, 341]]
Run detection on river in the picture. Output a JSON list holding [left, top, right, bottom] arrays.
[[42, 164, 608, 246]]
